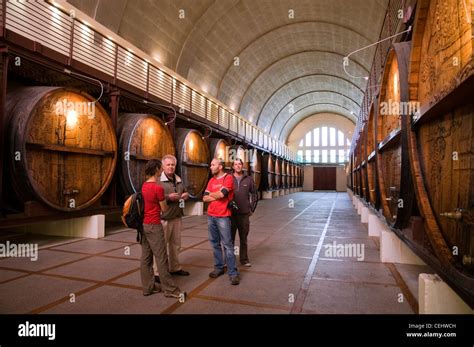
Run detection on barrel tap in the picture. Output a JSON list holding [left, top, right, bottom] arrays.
[[440, 208, 474, 225]]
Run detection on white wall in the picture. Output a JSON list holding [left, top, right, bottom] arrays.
[[336, 166, 346, 191]]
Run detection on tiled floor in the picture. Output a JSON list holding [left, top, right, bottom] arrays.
[[0, 192, 425, 314]]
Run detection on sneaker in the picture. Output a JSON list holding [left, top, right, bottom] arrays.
[[154, 275, 161, 283], [230, 275, 240, 285], [170, 269, 190, 276], [242, 262, 252, 267], [164, 290, 187, 301], [209, 269, 225, 278]]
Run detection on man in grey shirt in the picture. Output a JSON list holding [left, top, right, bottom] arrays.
[[154, 154, 190, 282], [230, 158, 258, 267]]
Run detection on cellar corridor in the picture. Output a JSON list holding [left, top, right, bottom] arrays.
[[0, 192, 431, 314], [0, 2, 473, 344]]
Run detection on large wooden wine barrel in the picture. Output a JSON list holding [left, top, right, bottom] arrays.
[[281, 160, 288, 188], [293, 164, 297, 188], [5, 87, 117, 211], [250, 149, 261, 190], [359, 124, 369, 202], [117, 114, 175, 195], [229, 145, 250, 174], [356, 150, 361, 195], [376, 42, 414, 228], [353, 151, 357, 192], [346, 159, 350, 190], [348, 154, 352, 191], [289, 164, 295, 188], [209, 138, 231, 171], [175, 128, 210, 198], [366, 101, 379, 208], [262, 153, 275, 190], [299, 165, 304, 187], [274, 157, 282, 189], [349, 152, 354, 192], [353, 135, 362, 197], [280, 160, 286, 188], [296, 165, 300, 187], [350, 152, 355, 193], [286, 162, 293, 188], [295, 165, 300, 187], [287, 163, 292, 188], [349, 151, 354, 192], [406, 0, 474, 276], [352, 141, 357, 195], [294, 165, 298, 188]]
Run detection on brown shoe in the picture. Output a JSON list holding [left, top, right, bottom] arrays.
[[143, 287, 161, 296], [230, 275, 240, 285], [170, 270, 190, 276], [209, 269, 225, 278]]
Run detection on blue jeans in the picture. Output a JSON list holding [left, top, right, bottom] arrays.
[[208, 216, 239, 277]]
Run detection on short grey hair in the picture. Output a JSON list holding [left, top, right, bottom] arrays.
[[162, 154, 177, 164]]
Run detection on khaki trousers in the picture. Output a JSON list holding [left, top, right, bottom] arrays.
[[141, 223, 179, 295], [154, 217, 183, 274]]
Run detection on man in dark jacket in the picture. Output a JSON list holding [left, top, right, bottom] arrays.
[[230, 158, 258, 267]]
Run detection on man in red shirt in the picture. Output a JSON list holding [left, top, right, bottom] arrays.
[[141, 159, 185, 299], [203, 158, 240, 285]]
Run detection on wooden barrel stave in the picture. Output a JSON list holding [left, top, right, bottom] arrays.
[[376, 42, 414, 228], [366, 101, 380, 208]]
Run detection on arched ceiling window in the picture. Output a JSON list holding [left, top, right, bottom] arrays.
[[297, 126, 350, 163]]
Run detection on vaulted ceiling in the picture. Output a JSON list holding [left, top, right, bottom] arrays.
[[67, 0, 389, 141]]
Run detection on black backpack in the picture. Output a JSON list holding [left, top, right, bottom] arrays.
[[121, 192, 145, 242]]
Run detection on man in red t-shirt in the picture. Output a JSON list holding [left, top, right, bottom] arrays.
[[203, 158, 240, 285]]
